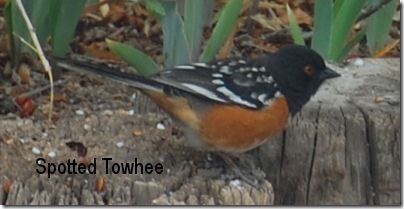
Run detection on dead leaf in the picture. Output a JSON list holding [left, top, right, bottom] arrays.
[[48, 93, 67, 103], [96, 176, 105, 192], [251, 14, 281, 31], [84, 42, 122, 61], [66, 141, 88, 157], [3, 179, 13, 194], [108, 0, 127, 22], [279, 6, 312, 26], [15, 96, 35, 117]]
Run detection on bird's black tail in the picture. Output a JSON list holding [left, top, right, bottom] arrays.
[[52, 57, 164, 93]]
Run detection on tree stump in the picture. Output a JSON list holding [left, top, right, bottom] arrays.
[[257, 58, 400, 205]]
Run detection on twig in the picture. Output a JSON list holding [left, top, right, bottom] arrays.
[[246, 0, 259, 32], [357, 0, 395, 22], [19, 80, 65, 98], [15, 0, 54, 121], [372, 39, 400, 58]]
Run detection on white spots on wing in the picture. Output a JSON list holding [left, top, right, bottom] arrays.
[[265, 76, 274, 83], [219, 66, 231, 74], [250, 92, 259, 99], [216, 86, 257, 108], [181, 83, 213, 95], [193, 62, 209, 68], [256, 75, 274, 83], [175, 65, 195, 70], [238, 59, 247, 64], [251, 67, 258, 72], [228, 60, 238, 66], [212, 73, 223, 78], [248, 93, 272, 105], [211, 79, 225, 85], [238, 67, 250, 72], [258, 93, 275, 105], [181, 83, 226, 102], [259, 66, 266, 72], [246, 73, 253, 78], [257, 94, 267, 103], [250, 90, 282, 105], [263, 99, 274, 105], [275, 91, 283, 98]]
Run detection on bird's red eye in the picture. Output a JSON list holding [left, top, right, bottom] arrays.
[[303, 66, 314, 76]]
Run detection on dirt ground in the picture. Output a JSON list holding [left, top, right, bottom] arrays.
[[0, 71, 274, 205]]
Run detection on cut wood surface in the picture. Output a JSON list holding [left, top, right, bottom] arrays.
[[258, 58, 400, 205], [0, 58, 400, 205]]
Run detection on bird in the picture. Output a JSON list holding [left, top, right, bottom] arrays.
[[54, 44, 340, 154]]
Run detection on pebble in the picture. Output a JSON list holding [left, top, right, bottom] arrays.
[[374, 96, 384, 103], [32, 147, 41, 155], [116, 141, 124, 148], [130, 93, 137, 101], [48, 151, 56, 158], [354, 58, 364, 67], [229, 179, 243, 190], [75, 109, 85, 116], [84, 124, 91, 131], [41, 132, 48, 138], [156, 122, 166, 130], [102, 109, 113, 116], [207, 153, 213, 161], [133, 128, 143, 136]]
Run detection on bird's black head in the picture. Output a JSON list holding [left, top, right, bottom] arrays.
[[265, 44, 340, 115]]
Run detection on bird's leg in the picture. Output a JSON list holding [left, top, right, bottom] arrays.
[[216, 152, 265, 188]]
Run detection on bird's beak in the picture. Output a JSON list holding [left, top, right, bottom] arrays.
[[321, 67, 340, 80]]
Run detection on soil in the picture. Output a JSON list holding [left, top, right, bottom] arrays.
[[0, 71, 273, 205]]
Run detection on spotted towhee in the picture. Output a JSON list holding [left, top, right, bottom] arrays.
[[54, 44, 340, 153]]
